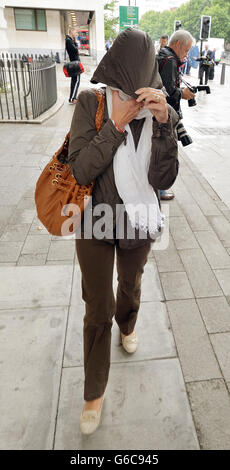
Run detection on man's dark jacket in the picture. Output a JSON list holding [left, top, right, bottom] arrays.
[[65, 35, 79, 62], [157, 46, 183, 118], [199, 49, 213, 66]]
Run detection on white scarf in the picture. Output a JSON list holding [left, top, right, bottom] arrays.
[[106, 86, 164, 238]]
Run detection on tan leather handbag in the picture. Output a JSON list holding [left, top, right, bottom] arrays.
[[35, 89, 105, 236]]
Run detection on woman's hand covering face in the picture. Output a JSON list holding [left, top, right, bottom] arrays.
[[135, 88, 168, 123], [111, 90, 144, 130]]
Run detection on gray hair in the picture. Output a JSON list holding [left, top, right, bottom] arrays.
[[169, 29, 194, 46]]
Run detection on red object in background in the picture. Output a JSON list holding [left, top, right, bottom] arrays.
[[77, 29, 89, 51], [28, 57, 33, 63]]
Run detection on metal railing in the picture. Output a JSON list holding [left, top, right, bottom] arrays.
[[0, 53, 57, 121]]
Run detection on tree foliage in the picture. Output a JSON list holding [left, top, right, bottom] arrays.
[[139, 0, 230, 44], [104, 0, 119, 41]]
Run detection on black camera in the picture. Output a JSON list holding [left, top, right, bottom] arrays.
[[176, 120, 193, 147], [181, 77, 211, 107]]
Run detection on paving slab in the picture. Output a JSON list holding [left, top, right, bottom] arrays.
[[180, 173, 222, 217], [194, 230, 230, 269], [16, 198, 36, 211], [0, 262, 16, 266], [197, 297, 230, 333], [9, 208, 36, 225], [154, 247, 184, 273], [0, 306, 68, 450], [169, 216, 199, 250], [136, 259, 164, 302], [173, 175, 196, 205], [160, 272, 194, 300], [64, 301, 176, 368], [17, 253, 47, 266], [0, 188, 23, 206], [207, 215, 230, 247], [47, 240, 76, 262], [223, 211, 230, 223], [0, 224, 31, 242], [178, 203, 211, 232], [209, 333, 230, 381], [0, 265, 73, 309], [54, 360, 199, 450], [0, 241, 23, 263], [69, 264, 84, 307], [214, 269, 230, 296], [161, 199, 183, 217], [179, 249, 223, 298], [186, 379, 230, 450], [0, 206, 17, 235], [29, 217, 51, 236], [167, 299, 222, 382], [46, 260, 74, 265], [21, 235, 51, 255]]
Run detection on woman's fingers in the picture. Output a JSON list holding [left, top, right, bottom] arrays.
[[137, 93, 165, 104], [135, 88, 166, 105], [136, 87, 163, 96]]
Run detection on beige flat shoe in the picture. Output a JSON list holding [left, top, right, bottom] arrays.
[[121, 330, 138, 353], [80, 392, 106, 435]]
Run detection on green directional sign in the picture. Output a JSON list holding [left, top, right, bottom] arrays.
[[119, 6, 139, 31]]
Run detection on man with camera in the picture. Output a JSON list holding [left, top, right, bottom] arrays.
[[197, 44, 214, 85], [157, 30, 195, 200], [157, 29, 195, 119]]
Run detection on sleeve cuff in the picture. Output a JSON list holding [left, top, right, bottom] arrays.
[[152, 114, 172, 137], [104, 119, 128, 143]]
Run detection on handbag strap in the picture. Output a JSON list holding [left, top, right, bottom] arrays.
[[94, 89, 105, 132], [55, 89, 105, 164]]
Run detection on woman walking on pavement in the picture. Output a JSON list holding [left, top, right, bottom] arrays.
[[68, 28, 179, 435]]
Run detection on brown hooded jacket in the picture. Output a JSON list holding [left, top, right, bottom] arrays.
[[68, 28, 179, 248]]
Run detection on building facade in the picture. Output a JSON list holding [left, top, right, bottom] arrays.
[[0, 0, 105, 63]]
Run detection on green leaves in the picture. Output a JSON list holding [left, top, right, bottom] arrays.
[[139, 0, 230, 43], [104, 0, 119, 41]]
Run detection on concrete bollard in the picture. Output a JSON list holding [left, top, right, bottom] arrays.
[[220, 63, 226, 85]]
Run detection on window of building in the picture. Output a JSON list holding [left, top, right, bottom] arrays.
[[14, 8, 47, 31]]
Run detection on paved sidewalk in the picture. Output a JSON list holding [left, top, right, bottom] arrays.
[[0, 64, 230, 450]]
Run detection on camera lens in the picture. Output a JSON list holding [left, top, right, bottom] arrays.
[[177, 121, 193, 147], [188, 98, 196, 107]]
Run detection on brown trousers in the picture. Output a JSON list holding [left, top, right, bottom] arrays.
[[75, 238, 151, 401]]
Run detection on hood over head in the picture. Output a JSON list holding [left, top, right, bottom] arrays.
[[91, 28, 162, 98]]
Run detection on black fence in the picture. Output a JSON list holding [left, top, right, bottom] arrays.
[[0, 53, 57, 121]]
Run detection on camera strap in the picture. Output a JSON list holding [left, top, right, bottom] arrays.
[[158, 55, 181, 88], [158, 55, 174, 72]]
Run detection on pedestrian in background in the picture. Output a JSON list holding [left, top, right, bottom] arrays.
[[65, 27, 81, 104], [157, 34, 169, 54], [196, 44, 214, 85], [68, 27, 179, 435], [105, 40, 111, 52], [209, 47, 217, 80]]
